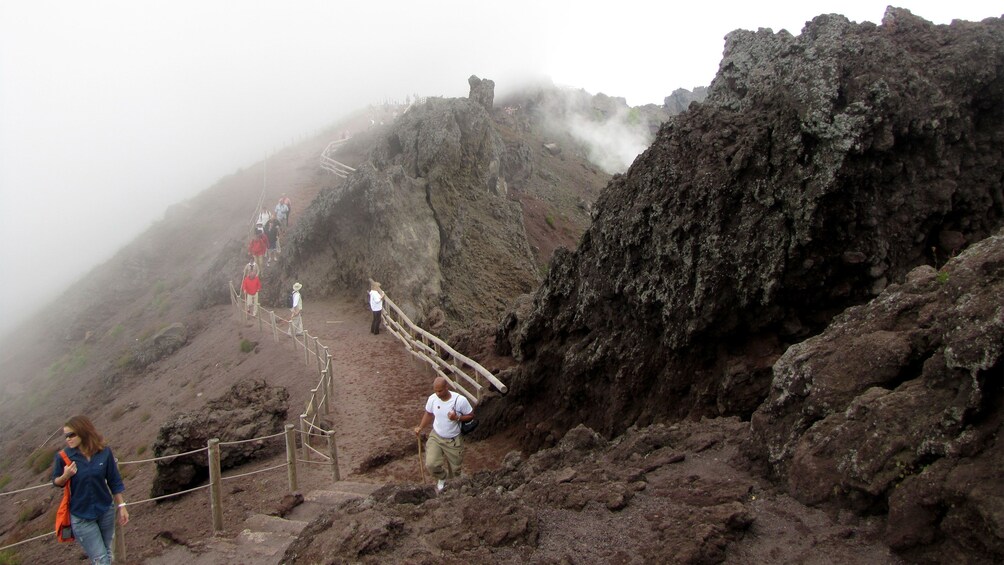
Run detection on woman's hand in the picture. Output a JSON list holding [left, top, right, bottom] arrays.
[[118, 505, 129, 526], [62, 461, 77, 480]]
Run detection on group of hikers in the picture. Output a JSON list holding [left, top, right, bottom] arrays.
[[238, 190, 472, 495], [238, 193, 391, 340], [241, 194, 302, 333]]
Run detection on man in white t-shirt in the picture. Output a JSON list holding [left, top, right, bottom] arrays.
[[414, 377, 474, 492], [290, 282, 304, 336], [368, 281, 385, 334]]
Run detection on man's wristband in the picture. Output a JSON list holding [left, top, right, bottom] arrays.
[[117, 503, 126, 508]]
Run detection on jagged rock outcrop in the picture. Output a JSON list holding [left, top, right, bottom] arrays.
[[493, 8, 1004, 445], [746, 231, 1004, 562], [283, 83, 539, 329], [150, 379, 288, 498], [664, 86, 709, 114], [468, 74, 495, 112]]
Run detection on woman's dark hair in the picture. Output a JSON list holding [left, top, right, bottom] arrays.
[[64, 415, 105, 457]]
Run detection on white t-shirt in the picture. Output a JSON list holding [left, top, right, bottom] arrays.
[[369, 289, 383, 312], [425, 391, 473, 439], [292, 291, 302, 311]]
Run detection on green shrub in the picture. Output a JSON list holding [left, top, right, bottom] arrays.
[[108, 324, 125, 339], [0, 474, 10, 490], [240, 339, 255, 353], [545, 214, 555, 229], [0, 549, 20, 565], [27, 447, 58, 474], [136, 445, 147, 455], [17, 503, 44, 523], [140, 412, 151, 423], [47, 345, 90, 377], [936, 270, 950, 284]]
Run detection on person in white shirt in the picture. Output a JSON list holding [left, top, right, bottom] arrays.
[[290, 282, 304, 336], [414, 377, 474, 492], [369, 281, 385, 334]]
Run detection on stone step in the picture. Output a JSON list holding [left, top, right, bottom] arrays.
[[146, 481, 385, 564]]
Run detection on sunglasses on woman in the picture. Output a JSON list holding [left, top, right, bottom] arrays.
[[65, 432, 77, 439]]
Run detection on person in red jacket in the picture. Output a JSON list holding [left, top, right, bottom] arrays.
[[241, 263, 262, 317], [248, 227, 268, 273]]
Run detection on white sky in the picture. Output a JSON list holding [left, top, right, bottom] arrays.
[[0, 1, 1000, 341]]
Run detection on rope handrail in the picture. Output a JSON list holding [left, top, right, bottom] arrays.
[[118, 445, 209, 465], [303, 442, 331, 460], [221, 462, 287, 482], [0, 482, 50, 497], [299, 419, 329, 435], [219, 430, 286, 446], [127, 483, 211, 506], [0, 531, 50, 552]]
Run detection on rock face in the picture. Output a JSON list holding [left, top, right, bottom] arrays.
[[494, 8, 1004, 443], [150, 380, 288, 498], [283, 84, 539, 330], [747, 232, 1004, 562], [487, 8, 1004, 562]]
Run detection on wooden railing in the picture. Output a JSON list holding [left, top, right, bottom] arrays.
[[380, 293, 507, 404], [229, 282, 339, 474], [0, 424, 320, 560], [320, 139, 355, 178]]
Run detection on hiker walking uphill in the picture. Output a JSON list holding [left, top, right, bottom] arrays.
[[414, 377, 474, 493], [289, 282, 304, 336], [52, 415, 129, 565], [277, 193, 292, 227], [275, 195, 290, 227], [241, 263, 261, 317], [248, 228, 268, 273], [264, 216, 281, 267]]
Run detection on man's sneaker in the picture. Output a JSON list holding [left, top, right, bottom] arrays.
[[436, 479, 445, 492]]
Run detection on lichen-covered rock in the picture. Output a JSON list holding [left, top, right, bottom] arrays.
[[150, 379, 288, 498], [747, 232, 1004, 561]]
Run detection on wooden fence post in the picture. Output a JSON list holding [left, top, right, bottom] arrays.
[[208, 438, 223, 533], [326, 353, 334, 402], [314, 337, 323, 374], [303, 334, 310, 366], [271, 311, 278, 342], [308, 389, 317, 420], [300, 414, 309, 462], [321, 370, 330, 415], [285, 423, 298, 492], [326, 431, 340, 482]]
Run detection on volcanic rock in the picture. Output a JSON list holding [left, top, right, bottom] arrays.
[[149, 379, 289, 498], [493, 8, 1004, 446]]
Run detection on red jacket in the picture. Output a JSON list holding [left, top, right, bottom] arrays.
[[248, 234, 268, 257], [242, 275, 261, 295]]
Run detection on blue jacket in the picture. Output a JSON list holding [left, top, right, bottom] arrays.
[[51, 447, 125, 520]]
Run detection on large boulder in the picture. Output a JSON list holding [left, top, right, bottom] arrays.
[[492, 9, 1004, 448], [747, 232, 1004, 562], [150, 379, 289, 498]]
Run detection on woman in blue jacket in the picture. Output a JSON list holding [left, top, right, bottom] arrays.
[[52, 415, 129, 564]]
